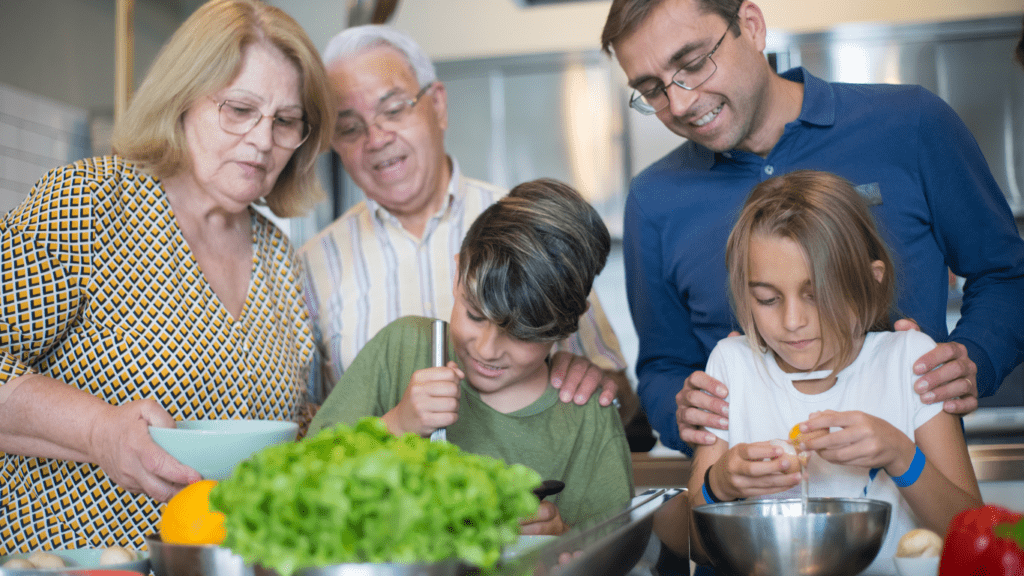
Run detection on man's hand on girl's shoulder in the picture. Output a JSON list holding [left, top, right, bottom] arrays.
[[894, 319, 979, 416]]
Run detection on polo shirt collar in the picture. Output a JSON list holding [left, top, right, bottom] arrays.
[[781, 66, 836, 128], [712, 66, 835, 165]]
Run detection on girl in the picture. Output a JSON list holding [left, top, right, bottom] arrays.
[[686, 170, 982, 575]]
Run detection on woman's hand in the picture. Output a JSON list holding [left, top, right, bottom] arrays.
[[710, 441, 802, 501], [382, 362, 463, 437], [88, 399, 201, 502], [1, 374, 198, 502], [520, 500, 569, 536], [799, 410, 917, 476]]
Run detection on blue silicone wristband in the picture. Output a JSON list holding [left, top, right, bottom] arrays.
[[702, 482, 719, 504], [702, 465, 722, 504], [891, 446, 925, 487]]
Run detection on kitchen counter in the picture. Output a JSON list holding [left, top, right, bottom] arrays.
[[968, 443, 1024, 482], [631, 440, 1024, 490], [632, 450, 691, 491]]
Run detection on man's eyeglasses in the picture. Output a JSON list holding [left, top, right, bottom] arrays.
[[333, 83, 435, 144], [211, 99, 310, 149], [628, 16, 736, 115]]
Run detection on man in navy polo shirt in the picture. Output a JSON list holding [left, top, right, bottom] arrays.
[[601, 0, 1024, 455]]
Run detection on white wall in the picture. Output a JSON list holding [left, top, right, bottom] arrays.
[[385, 0, 1023, 61], [0, 84, 91, 215], [0, 0, 182, 116], [265, 1, 347, 62]]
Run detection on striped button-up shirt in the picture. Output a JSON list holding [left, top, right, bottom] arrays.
[[299, 160, 626, 399]]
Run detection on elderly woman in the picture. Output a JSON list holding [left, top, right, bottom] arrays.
[[0, 0, 330, 553]]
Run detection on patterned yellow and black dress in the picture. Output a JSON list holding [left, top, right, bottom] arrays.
[[0, 156, 316, 554]]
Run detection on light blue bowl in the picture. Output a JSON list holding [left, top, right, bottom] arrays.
[[0, 548, 149, 575], [149, 419, 298, 480]]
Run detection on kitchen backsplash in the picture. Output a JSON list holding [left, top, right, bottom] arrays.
[[0, 82, 91, 216]]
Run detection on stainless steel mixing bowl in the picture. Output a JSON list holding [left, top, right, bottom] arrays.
[[692, 498, 891, 576], [146, 535, 252, 576]]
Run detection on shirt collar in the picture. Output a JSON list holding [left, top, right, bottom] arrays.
[[711, 67, 835, 165], [781, 66, 836, 128]]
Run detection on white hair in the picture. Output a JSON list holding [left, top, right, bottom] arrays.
[[322, 25, 437, 87]]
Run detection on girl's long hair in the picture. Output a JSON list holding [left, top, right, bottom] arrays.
[[726, 170, 897, 374]]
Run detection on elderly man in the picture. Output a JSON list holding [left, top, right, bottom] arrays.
[[601, 0, 1024, 456], [300, 25, 654, 448]]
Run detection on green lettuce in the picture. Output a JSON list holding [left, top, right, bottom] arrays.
[[209, 417, 541, 575]]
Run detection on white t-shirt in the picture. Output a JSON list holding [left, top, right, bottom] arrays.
[[706, 331, 943, 576]]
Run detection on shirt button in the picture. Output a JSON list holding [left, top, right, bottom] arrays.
[[764, 165, 774, 175], [722, 152, 732, 159]]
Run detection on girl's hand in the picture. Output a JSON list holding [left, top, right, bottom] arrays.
[[383, 361, 464, 437], [798, 410, 916, 476], [710, 441, 803, 501]]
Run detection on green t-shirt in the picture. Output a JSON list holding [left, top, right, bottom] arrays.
[[309, 316, 635, 527]]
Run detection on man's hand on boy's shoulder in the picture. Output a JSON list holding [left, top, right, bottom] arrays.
[[382, 362, 464, 437], [550, 352, 617, 407], [520, 500, 569, 536], [893, 318, 979, 415]]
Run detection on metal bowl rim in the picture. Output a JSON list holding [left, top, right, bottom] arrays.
[[693, 496, 892, 513]]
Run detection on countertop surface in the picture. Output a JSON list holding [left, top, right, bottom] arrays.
[[632, 429, 1024, 489]]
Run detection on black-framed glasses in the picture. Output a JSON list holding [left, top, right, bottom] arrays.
[[628, 16, 736, 115], [333, 82, 435, 144], [211, 98, 310, 149]]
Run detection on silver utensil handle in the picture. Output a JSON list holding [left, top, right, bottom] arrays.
[[430, 319, 448, 443], [431, 319, 448, 368]]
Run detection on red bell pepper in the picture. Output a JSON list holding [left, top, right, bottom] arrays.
[[940, 505, 1024, 576]]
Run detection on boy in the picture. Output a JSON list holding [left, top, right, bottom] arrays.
[[308, 179, 634, 534]]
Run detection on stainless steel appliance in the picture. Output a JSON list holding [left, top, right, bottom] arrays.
[[768, 15, 1024, 217]]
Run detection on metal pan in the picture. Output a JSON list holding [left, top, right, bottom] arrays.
[[146, 535, 463, 576], [146, 489, 682, 576], [291, 563, 461, 576], [146, 536, 250, 576], [496, 488, 683, 576]]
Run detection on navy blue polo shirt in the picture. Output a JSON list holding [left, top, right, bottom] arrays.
[[625, 67, 1024, 453]]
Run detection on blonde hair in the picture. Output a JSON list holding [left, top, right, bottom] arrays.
[[725, 170, 896, 374], [458, 179, 610, 343], [111, 0, 331, 217]]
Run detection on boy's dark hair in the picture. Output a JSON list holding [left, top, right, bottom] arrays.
[[458, 178, 610, 342]]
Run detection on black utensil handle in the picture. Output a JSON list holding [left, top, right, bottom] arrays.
[[532, 479, 566, 500]]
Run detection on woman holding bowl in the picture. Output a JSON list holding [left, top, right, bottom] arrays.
[[0, 0, 330, 554]]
